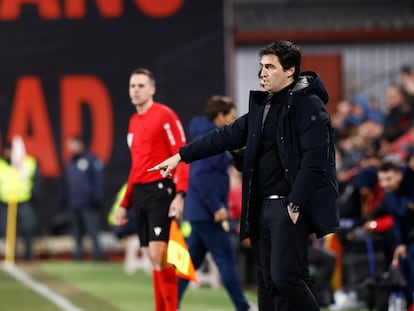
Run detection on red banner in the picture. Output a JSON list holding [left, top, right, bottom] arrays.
[[0, 0, 225, 233]]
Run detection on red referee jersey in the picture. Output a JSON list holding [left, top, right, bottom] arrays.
[[121, 102, 189, 208]]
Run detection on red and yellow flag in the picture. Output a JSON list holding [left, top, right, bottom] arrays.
[[167, 220, 198, 284]]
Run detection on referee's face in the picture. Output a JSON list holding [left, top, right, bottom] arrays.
[[129, 73, 155, 109]]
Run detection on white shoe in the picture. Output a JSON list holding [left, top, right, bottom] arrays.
[[247, 303, 258, 311], [328, 290, 365, 310]]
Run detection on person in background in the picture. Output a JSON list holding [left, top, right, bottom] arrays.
[[177, 96, 256, 311], [376, 161, 414, 310], [63, 135, 104, 261], [382, 84, 413, 143], [307, 234, 336, 307], [399, 65, 414, 101], [0, 141, 39, 260], [150, 40, 339, 311], [114, 68, 189, 311]]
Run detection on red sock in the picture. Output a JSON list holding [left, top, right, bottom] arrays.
[[159, 266, 178, 311], [408, 303, 414, 311], [152, 270, 165, 311]]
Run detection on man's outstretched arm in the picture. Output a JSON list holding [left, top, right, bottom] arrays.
[[148, 153, 182, 179]]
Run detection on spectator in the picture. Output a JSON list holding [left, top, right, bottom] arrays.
[[63, 135, 104, 261], [399, 65, 414, 100], [335, 124, 363, 179], [332, 99, 353, 131], [0, 138, 39, 260], [350, 94, 384, 126], [376, 161, 414, 309], [382, 84, 413, 143], [353, 167, 394, 270], [380, 125, 414, 161], [354, 119, 384, 159], [348, 95, 368, 126]]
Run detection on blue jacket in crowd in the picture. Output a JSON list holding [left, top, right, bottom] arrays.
[[383, 167, 414, 245], [64, 151, 104, 209], [183, 116, 231, 222]]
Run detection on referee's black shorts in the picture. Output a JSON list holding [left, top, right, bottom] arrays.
[[133, 179, 175, 247]]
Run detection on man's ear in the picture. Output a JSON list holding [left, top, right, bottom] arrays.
[[214, 112, 224, 127], [286, 67, 295, 79]]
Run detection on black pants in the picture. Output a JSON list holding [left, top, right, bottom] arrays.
[[250, 199, 319, 311]]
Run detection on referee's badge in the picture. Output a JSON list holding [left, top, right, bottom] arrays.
[[154, 227, 162, 236], [127, 133, 133, 148]]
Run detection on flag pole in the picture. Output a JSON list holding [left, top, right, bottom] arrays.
[[4, 135, 27, 265], [5, 201, 18, 264]]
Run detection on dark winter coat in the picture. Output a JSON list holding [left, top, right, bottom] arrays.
[[382, 167, 414, 245], [64, 151, 104, 209], [179, 71, 339, 239]]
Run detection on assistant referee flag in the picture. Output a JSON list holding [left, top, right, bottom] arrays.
[[167, 220, 198, 284]]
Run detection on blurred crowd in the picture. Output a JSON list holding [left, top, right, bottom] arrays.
[[333, 65, 414, 236], [334, 65, 414, 181], [326, 65, 414, 310]]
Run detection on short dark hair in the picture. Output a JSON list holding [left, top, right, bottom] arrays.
[[259, 41, 301, 80], [68, 135, 85, 145], [378, 161, 401, 173], [204, 96, 236, 121], [400, 65, 412, 75], [130, 68, 155, 85]]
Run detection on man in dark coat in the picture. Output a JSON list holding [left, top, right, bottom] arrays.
[[377, 161, 414, 309], [178, 95, 256, 311], [150, 40, 339, 311], [63, 135, 104, 261]]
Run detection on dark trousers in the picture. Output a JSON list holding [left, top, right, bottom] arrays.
[[250, 199, 319, 311], [70, 207, 101, 261], [178, 222, 250, 311]]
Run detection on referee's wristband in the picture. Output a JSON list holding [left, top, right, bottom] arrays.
[[176, 191, 186, 198]]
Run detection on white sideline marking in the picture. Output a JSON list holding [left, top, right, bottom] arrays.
[[1, 262, 83, 311]]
